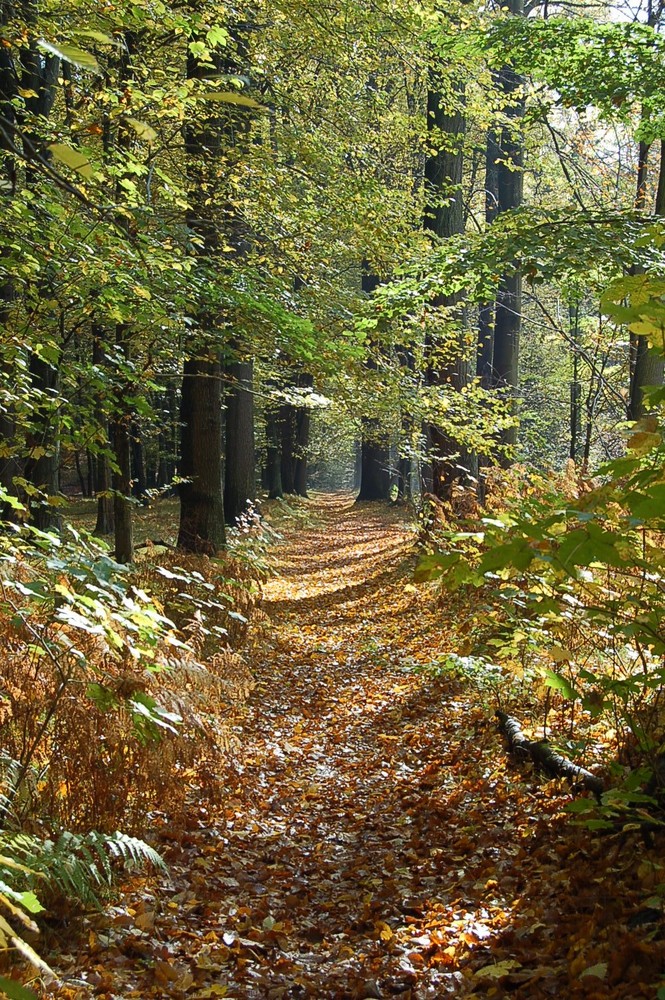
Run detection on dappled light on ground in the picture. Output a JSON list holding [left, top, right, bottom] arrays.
[[47, 494, 664, 1000]]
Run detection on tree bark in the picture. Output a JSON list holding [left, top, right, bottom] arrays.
[[178, 354, 225, 553], [224, 358, 255, 524], [497, 710, 603, 799], [92, 326, 115, 536], [25, 352, 61, 531], [294, 373, 312, 497], [492, 8, 525, 461], [265, 406, 283, 499], [357, 423, 391, 501], [477, 128, 500, 389], [357, 270, 390, 502], [423, 72, 470, 499], [177, 39, 228, 553], [628, 139, 665, 420], [111, 324, 133, 562]]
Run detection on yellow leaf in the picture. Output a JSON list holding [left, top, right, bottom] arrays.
[[474, 960, 522, 979], [48, 143, 93, 179], [126, 117, 158, 143]]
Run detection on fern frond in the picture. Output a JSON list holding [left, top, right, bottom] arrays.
[[0, 829, 165, 908]]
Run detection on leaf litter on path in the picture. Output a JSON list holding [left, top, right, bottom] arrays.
[[44, 493, 665, 1000]]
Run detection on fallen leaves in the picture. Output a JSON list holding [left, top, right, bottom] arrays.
[[36, 494, 665, 1000]]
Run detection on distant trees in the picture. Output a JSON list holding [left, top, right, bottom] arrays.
[[0, 0, 662, 542]]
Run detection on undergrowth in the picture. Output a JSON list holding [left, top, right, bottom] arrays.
[[0, 490, 270, 986], [417, 418, 665, 804]]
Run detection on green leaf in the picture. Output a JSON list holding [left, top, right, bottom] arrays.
[[47, 144, 93, 179], [580, 963, 607, 980], [196, 92, 264, 109], [72, 29, 117, 45], [544, 669, 579, 700], [36, 39, 99, 72], [0, 977, 38, 1000], [15, 892, 43, 916]]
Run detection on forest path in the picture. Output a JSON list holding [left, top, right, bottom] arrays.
[[62, 494, 653, 1000], [213, 492, 494, 999]]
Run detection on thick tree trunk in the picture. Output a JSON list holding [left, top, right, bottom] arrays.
[[177, 355, 225, 553], [357, 421, 391, 501], [177, 40, 228, 552], [423, 74, 470, 499], [492, 0, 525, 462], [25, 353, 61, 531], [224, 358, 255, 524], [265, 406, 283, 499], [293, 373, 312, 497], [280, 403, 297, 494]]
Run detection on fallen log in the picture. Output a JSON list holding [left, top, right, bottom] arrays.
[[496, 710, 603, 800]]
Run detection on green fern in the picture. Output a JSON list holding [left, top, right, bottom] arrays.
[[0, 829, 166, 909]]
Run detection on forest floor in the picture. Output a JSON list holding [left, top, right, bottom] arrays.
[[47, 493, 663, 1000]]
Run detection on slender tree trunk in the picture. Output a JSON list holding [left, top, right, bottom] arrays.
[[131, 420, 147, 502], [628, 139, 665, 419], [357, 270, 390, 502], [477, 129, 500, 388], [569, 302, 582, 462], [92, 326, 115, 535], [25, 352, 61, 530], [112, 324, 133, 562]]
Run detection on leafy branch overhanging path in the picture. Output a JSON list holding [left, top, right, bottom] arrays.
[[58, 494, 662, 1000]]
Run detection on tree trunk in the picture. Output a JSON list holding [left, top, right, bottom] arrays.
[[357, 269, 390, 502], [177, 39, 228, 552], [265, 406, 283, 499], [25, 352, 61, 531], [280, 403, 297, 494], [477, 129, 500, 388], [178, 354, 225, 553], [492, 22, 525, 460], [91, 327, 114, 535], [131, 420, 148, 503], [294, 373, 313, 497], [423, 72, 470, 499], [628, 139, 665, 420], [112, 325, 133, 562], [569, 302, 582, 461], [224, 358, 255, 524], [357, 421, 391, 501]]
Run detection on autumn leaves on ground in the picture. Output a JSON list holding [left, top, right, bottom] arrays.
[[49, 495, 661, 1000]]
